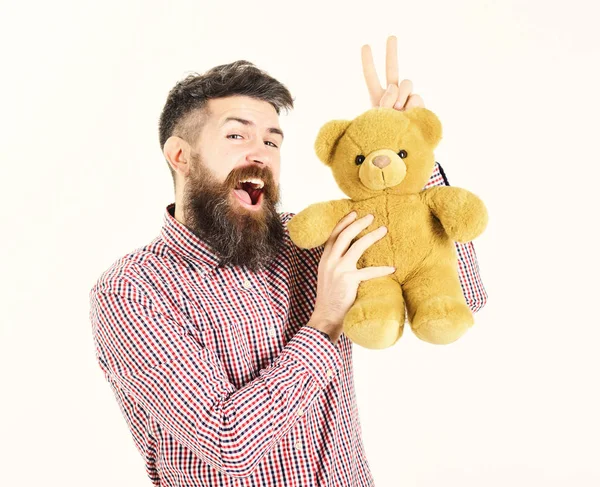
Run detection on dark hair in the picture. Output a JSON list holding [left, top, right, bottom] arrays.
[[158, 60, 295, 191]]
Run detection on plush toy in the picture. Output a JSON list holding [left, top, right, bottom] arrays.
[[287, 107, 488, 349]]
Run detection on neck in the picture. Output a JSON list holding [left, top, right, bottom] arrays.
[[174, 184, 186, 225], [174, 202, 185, 225]]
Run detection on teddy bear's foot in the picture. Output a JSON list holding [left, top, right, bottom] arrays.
[[344, 318, 404, 350], [343, 276, 405, 349], [411, 296, 474, 345]]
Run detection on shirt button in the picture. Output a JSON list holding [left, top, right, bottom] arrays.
[[268, 327, 276, 337], [296, 408, 304, 417], [242, 279, 251, 289], [294, 441, 302, 451], [326, 369, 334, 378]]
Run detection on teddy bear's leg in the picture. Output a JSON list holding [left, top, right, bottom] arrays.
[[403, 264, 474, 345], [343, 276, 405, 349]]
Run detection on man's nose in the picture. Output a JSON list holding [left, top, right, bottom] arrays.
[[247, 141, 272, 165]]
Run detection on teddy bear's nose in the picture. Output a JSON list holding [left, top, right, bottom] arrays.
[[372, 155, 390, 169]]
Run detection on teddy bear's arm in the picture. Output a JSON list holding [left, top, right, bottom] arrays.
[[287, 199, 355, 249], [421, 186, 488, 243]]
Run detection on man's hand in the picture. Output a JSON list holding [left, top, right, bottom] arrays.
[[308, 212, 396, 345], [361, 35, 426, 110]]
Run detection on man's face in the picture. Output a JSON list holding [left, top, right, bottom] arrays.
[[181, 95, 286, 272]]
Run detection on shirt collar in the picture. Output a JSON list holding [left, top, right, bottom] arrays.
[[160, 202, 221, 271]]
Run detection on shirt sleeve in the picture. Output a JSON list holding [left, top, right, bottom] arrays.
[[89, 284, 342, 479], [311, 327, 334, 343]]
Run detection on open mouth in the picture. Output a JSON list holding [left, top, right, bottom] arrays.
[[232, 177, 265, 208]]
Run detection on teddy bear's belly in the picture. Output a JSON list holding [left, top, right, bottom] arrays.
[[354, 197, 454, 282]]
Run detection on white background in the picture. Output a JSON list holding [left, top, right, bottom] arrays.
[[1, 0, 599, 485]]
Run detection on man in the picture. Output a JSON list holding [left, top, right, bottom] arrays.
[[89, 37, 485, 486]]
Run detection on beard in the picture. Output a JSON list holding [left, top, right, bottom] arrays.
[[181, 150, 286, 272]]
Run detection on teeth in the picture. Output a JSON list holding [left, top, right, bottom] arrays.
[[239, 177, 264, 189]]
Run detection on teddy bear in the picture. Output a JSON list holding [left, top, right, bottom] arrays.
[[287, 106, 488, 349]]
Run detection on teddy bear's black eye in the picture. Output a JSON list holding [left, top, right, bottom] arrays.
[[398, 150, 408, 159], [355, 155, 365, 165]]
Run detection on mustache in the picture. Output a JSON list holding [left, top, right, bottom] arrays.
[[225, 165, 275, 189]]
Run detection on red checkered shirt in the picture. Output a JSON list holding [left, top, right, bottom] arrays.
[[89, 162, 487, 486]]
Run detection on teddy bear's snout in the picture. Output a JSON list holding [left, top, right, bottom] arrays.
[[358, 149, 407, 191], [372, 155, 391, 169]]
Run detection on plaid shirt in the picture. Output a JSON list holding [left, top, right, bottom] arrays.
[[89, 162, 486, 486]]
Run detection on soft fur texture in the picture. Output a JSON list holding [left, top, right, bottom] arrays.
[[287, 107, 488, 349]]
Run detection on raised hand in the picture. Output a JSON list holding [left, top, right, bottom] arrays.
[[361, 35, 425, 111]]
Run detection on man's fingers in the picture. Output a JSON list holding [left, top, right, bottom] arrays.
[[361, 44, 384, 107], [354, 265, 396, 282], [385, 35, 399, 87], [392, 79, 413, 110], [379, 84, 399, 108], [342, 225, 388, 266], [363, 35, 422, 111], [323, 211, 357, 257], [404, 93, 425, 110], [329, 214, 374, 262]]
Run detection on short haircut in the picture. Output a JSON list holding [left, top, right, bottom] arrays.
[[158, 60, 294, 191]]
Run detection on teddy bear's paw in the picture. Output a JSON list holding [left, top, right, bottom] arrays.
[[343, 318, 404, 350], [411, 296, 474, 345], [287, 219, 316, 249]]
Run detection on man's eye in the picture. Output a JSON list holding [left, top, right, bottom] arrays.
[[228, 135, 277, 148]]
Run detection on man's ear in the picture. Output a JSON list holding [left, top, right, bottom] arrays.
[[314, 119, 352, 166], [163, 136, 192, 177]]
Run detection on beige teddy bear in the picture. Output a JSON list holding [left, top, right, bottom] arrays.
[[287, 107, 488, 349]]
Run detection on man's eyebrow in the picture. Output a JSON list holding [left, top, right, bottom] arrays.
[[221, 117, 284, 140]]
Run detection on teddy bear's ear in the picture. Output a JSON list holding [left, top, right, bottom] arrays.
[[314, 119, 352, 166], [404, 107, 443, 149]]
